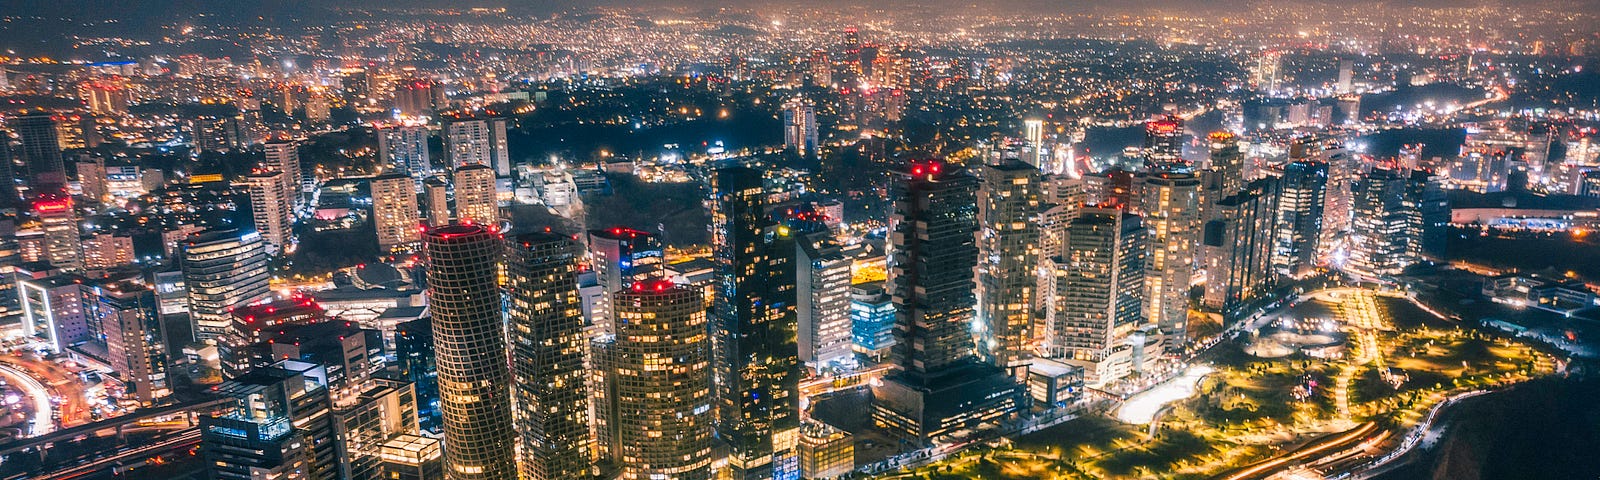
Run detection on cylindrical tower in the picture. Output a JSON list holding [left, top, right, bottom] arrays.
[[612, 280, 713, 480], [424, 224, 516, 480]]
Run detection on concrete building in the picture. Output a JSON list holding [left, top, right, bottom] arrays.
[[977, 160, 1041, 367], [1050, 208, 1147, 386], [245, 170, 294, 254], [1141, 171, 1200, 341], [183, 229, 272, 343], [452, 164, 498, 225], [370, 173, 422, 250], [505, 232, 593, 480], [377, 124, 431, 188], [35, 194, 81, 270], [445, 118, 511, 177]]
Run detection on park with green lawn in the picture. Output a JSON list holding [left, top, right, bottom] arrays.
[[873, 288, 1556, 480]]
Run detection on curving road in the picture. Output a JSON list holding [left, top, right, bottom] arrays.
[[0, 363, 54, 437]]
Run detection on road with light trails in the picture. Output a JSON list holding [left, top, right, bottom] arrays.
[[0, 363, 54, 436], [27, 429, 201, 480]]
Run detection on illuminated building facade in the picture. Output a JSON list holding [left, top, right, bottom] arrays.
[[453, 164, 498, 225], [371, 173, 422, 250], [423, 224, 516, 480], [1140, 171, 1199, 340], [505, 232, 593, 480], [976, 160, 1041, 367], [711, 166, 802, 480], [873, 160, 1027, 446], [612, 281, 714, 480], [184, 229, 273, 343]]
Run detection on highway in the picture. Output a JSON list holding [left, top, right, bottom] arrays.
[[0, 363, 54, 437], [41, 429, 201, 480]]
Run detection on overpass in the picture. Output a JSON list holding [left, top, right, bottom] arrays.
[[0, 396, 232, 457]]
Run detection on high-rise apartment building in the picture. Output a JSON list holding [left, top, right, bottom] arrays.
[[422, 224, 516, 480], [245, 170, 294, 254], [445, 118, 511, 177], [1140, 171, 1200, 340], [423, 176, 451, 226], [710, 166, 802, 480], [183, 228, 273, 343], [378, 124, 431, 187], [371, 173, 422, 250], [782, 97, 819, 158], [611, 280, 714, 480], [263, 140, 305, 205], [505, 232, 593, 480], [1050, 208, 1147, 385], [453, 164, 498, 225], [976, 160, 1041, 367]]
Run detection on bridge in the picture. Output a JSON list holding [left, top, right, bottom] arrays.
[[0, 396, 233, 458]]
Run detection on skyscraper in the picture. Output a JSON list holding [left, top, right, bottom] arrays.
[[183, 228, 272, 342], [1292, 136, 1352, 265], [371, 173, 422, 250], [34, 193, 82, 270], [1337, 59, 1354, 93], [711, 166, 802, 480], [378, 124, 431, 187], [1023, 116, 1047, 169], [611, 280, 714, 480], [1272, 160, 1327, 278], [453, 164, 498, 225], [791, 216, 854, 370], [888, 161, 978, 375], [263, 140, 305, 205], [1143, 115, 1184, 170], [245, 170, 294, 254], [873, 160, 1027, 445], [585, 227, 665, 334], [505, 232, 593, 480], [977, 160, 1041, 367], [15, 113, 66, 191], [1140, 171, 1200, 340], [446, 118, 512, 177], [423, 224, 516, 480], [1348, 168, 1448, 278], [1202, 132, 1245, 205], [1201, 178, 1279, 317], [782, 97, 819, 158], [86, 281, 171, 406], [1049, 208, 1147, 385]]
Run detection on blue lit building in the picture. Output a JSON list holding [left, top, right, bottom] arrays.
[[849, 282, 895, 362]]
